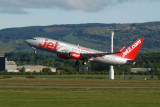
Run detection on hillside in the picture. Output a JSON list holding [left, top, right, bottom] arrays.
[[0, 22, 160, 55]]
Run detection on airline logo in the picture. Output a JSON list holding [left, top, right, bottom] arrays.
[[39, 39, 59, 51], [122, 39, 141, 57]]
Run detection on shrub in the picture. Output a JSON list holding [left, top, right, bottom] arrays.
[[26, 75, 35, 78], [3, 75, 12, 78]]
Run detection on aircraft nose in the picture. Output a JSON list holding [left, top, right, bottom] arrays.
[[25, 39, 29, 44], [25, 39, 32, 45]]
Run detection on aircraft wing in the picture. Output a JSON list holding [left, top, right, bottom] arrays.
[[80, 52, 119, 58], [80, 45, 125, 59]]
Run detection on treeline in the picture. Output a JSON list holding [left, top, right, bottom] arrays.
[[135, 52, 160, 67], [3, 52, 160, 75], [4, 52, 109, 75]]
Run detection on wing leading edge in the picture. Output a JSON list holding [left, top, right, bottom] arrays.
[[80, 52, 120, 59]]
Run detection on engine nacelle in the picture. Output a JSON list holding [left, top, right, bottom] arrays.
[[57, 54, 70, 60], [69, 52, 82, 60]]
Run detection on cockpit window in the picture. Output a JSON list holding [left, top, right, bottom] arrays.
[[30, 38, 36, 40]]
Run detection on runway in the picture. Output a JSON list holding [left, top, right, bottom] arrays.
[[0, 85, 160, 88]]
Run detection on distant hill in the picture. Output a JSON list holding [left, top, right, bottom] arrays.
[[0, 22, 160, 55]]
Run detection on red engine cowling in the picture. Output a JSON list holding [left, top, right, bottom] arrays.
[[57, 54, 70, 60], [69, 52, 82, 60]]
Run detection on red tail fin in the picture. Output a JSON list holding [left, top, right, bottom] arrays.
[[114, 38, 144, 60]]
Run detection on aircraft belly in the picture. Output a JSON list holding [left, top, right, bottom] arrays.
[[91, 56, 126, 65], [95, 59, 118, 65]]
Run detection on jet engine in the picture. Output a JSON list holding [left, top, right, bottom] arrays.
[[69, 52, 82, 60], [58, 52, 82, 60]]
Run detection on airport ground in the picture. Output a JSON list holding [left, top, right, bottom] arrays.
[[0, 75, 160, 107], [0, 76, 160, 86], [0, 88, 160, 107]]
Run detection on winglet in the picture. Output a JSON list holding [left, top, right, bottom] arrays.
[[114, 38, 144, 60]]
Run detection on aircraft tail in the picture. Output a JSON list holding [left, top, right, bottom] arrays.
[[114, 38, 144, 60]]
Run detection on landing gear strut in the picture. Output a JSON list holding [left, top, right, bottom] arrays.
[[31, 47, 37, 54]]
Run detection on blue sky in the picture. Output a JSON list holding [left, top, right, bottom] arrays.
[[0, 0, 160, 29]]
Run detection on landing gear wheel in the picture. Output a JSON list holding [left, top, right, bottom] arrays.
[[75, 61, 80, 65], [34, 50, 37, 54], [82, 61, 87, 65]]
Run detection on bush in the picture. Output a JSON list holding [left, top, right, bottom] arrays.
[[3, 75, 12, 78], [42, 68, 52, 74], [26, 75, 35, 78]]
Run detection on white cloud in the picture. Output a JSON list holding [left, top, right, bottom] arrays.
[[0, 0, 158, 14]]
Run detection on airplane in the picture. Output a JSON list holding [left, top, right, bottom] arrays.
[[26, 37, 144, 66]]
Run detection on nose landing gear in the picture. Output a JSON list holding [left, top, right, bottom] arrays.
[[31, 47, 37, 54]]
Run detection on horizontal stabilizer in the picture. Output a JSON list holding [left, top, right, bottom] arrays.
[[118, 45, 126, 53]]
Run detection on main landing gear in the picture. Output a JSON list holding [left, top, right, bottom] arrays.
[[34, 50, 37, 54], [75, 61, 80, 65], [75, 61, 87, 65], [82, 61, 87, 65]]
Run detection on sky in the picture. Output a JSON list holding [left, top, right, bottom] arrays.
[[0, 0, 160, 29]]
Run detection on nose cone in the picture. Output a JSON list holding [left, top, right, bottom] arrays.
[[25, 39, 29, 44], [25, 39, 32, 46]]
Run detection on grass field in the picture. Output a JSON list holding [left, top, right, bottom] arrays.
[[0, 88, 160, 107], [1, 74, 157, 80], [0, 77, 160, 107], [1, 74, 159, 82], [0, 77, 160, 86]]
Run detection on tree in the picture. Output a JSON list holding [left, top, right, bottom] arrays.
[[42, 68, 52, 74], [21, 67, 25, 72]]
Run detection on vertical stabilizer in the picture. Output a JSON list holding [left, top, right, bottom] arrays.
[[114, 38, 144, 60]]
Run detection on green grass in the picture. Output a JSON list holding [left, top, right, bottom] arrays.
[[0, 78, 160, 86], [0, 88, 160, 107], [0, 74, 158, 80], [0, 78, 160, 107]]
